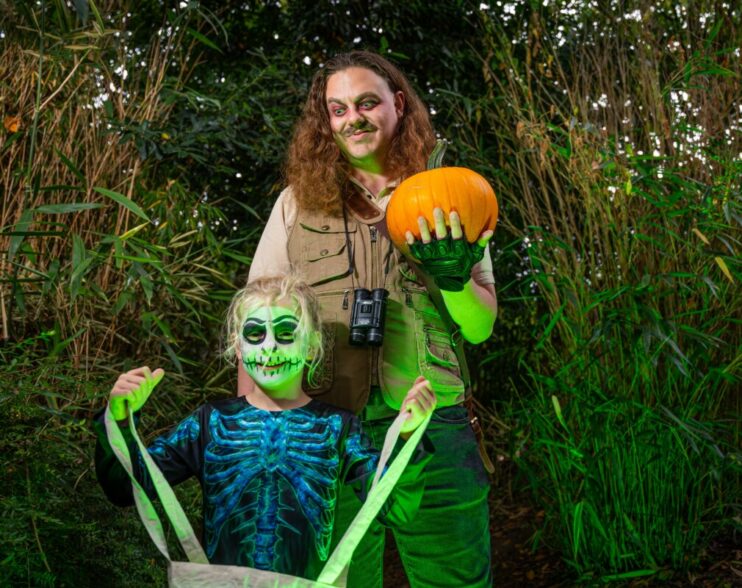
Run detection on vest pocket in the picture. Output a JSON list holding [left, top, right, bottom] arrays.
[[423, 326, 460, 368], [298, 222, 356, 286], [414, 311, 466, 396]]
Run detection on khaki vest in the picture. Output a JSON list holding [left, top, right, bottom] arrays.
[[287, 193, 468, 414]]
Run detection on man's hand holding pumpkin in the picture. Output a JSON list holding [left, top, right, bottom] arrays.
[[405, 207, 493, 292]]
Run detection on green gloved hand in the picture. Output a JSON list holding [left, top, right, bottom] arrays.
[[405, 208, 493, 292], [408, 235, 486, 292], [109, 367, 164, 421]]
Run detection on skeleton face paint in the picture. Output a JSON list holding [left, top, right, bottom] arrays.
[[240, 305, 308, 394]]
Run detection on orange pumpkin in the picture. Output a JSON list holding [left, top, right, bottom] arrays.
[[386, 166, 498, 253]]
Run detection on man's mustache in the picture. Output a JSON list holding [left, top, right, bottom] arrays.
[[345, 122, 376, 136]]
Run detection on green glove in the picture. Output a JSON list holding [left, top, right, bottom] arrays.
[[109, 368, 164, 421], [408, 236, 486, 292]]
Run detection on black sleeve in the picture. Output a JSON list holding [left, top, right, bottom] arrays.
[[92, 406, 206, 507]]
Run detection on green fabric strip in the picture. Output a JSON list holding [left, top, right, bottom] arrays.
[[104, 405, 208, 564], [316, 412, 430, 584]]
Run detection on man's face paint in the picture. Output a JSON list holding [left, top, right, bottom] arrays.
[[240, 305, 308, 393]]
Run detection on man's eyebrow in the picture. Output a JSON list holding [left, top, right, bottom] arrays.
[[353, 92, 380, 103], [243, 318, 266, 326], [326, 92, 381, 105]]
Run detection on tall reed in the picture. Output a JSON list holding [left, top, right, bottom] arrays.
[[442, 1, 741, 578], [1, 1, 239, 373]]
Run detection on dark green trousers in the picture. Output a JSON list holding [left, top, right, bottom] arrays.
[[331, 404, 492, 587]]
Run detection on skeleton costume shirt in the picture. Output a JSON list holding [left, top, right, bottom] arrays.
[[93, 397, 430, 580]]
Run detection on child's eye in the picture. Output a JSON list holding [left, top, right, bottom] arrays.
[[242, 325, 266, 344], [275, 328, 297, 344]]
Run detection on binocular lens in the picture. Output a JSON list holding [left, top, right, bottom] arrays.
[[349, 288, 388, 347], [366, 329, 383, 347], [349, 329, 368, 345]]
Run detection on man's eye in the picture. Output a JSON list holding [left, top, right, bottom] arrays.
[[332, 107, 345, 116], [360, 101, 376, 109]]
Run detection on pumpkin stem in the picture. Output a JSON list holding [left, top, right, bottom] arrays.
[[427, 139, 447, 170]]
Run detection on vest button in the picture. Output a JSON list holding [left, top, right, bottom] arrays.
[[321, 225, 330, 231], [320, 249, 329, 256]]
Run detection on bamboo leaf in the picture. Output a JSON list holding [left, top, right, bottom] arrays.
[[120, 222, 149, 240], [551, 395, 569, 432], [134, 264, 154, 304], [70, 234, 94, 301], [536, 303, 564, 350], [49, 328, 85, 358], [714, 256, 734, 283], [72, 233, 86, 269], [70, 256, 94, 301], [38, 185, 84, 192], [54, 148, 86, 185], [35, 203, 104, 214], [8, 209, 34, 262], [572, 501, 584, 563], [2, 131, 23, 153], [220, 249, 253, 265], [601, 569, 657, 581], [186, 27, 222, 53], [93, 187, 150, 221], [161, 339, 184, 374], [691, 228, 710, 245]]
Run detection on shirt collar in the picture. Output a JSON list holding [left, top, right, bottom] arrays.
[[349, 176, 401, 201]]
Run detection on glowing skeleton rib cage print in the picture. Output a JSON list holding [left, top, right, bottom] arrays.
[[104, 402, 429, 587], [199, 407, 343, 567]]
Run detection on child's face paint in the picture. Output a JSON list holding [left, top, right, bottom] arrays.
[[240, 304, 308, 393]]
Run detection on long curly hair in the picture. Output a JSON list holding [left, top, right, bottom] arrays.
[[285, 51, 436, 216]]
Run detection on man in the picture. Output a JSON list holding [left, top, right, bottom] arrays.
[[240, 50, 496, 587]]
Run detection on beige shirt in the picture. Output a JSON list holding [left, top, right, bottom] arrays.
[[248, 185, 495, 285]]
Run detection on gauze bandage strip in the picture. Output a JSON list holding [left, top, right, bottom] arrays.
[[104, 405, 208, 564], [316, 412, 430, 585], [104, 405, 430, 587]]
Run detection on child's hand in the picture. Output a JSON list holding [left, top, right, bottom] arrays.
[[399, 376, 437, 435], [109, 367, 164, 421]]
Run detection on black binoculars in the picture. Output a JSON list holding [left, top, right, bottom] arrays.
[[349, 288, 389, 347]]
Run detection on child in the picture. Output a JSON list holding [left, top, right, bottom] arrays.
[[92, 274, 436, 580]]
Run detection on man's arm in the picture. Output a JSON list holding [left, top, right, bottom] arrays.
[[440, 280, 497, 344]]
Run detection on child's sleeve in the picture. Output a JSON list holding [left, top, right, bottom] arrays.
[[91, 406, 205, 507], [340, 415, 435, 527]]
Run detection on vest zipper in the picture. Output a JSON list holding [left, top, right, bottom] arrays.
[[369, 224, 380, 387]]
